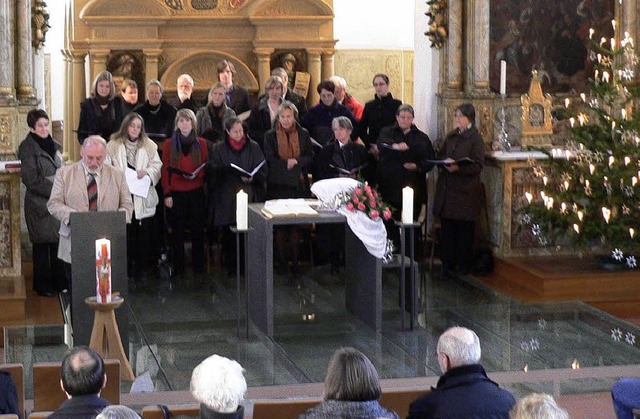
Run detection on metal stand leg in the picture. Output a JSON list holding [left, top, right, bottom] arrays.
[[231, 227, 252, 338]]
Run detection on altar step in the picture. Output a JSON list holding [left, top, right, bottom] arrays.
[[472, 255, 640, 319], [0, 277, 26, 322]]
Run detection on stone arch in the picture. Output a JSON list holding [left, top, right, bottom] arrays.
[[160, 51, 259, 94]]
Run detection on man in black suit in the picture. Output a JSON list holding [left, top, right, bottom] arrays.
[[49, 347, 110, 419]]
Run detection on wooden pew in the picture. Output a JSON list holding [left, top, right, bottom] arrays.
[[32, 359, 120, 411], [0, 415, 19, 419], [379, 388, 428, 419], [252, 399, 320, 419], [27, 413, 52, 419], [141, 404, 199, 419], [0, 363, 24, 419]]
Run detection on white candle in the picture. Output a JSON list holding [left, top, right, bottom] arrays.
[[402, 186, 414, 223], [236, 189, 248, 230], [630, 228, 635, 238], [95, 238, 112, 304], [500, 60, 506, 96], [602, 207, 611, 223]]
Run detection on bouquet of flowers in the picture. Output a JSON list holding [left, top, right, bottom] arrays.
[[343, 183, 392, 221]]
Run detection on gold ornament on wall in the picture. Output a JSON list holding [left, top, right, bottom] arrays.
[[424, 0, 447, 49], [32, 0, 50, 50]]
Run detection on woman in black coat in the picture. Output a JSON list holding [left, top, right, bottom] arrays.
[[263, 101, 313, 279], [210, 116, 267, 274], [247, 76, 284, 150], [18, 109, 66, 296], [134, 79, 178, 146], [433, 103, 485, 277], [77, 71, 124, 144]]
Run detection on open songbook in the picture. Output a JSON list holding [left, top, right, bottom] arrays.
[[168, 162, 206, 180], [230, 160, 266, 177], [261, 199, 319, 217], [426, 157, 475, 166], [329, 163, 367, 176]]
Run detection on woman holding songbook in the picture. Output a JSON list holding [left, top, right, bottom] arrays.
[[77, 71, 124, 145], [209, 116, 267, 275], [377, 104, 435, 248], [106, 112, 162, 287], [433, 103, 485, 278], [313, 116, 367, 181], [263, 101, 313, 280], [161, 108, 208, 279]]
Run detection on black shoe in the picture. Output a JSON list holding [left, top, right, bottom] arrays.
[[35, 289, 56, 297]]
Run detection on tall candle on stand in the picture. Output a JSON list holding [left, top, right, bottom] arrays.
[[236, 189, 248, 230], [402, 187, 414, 224], [500, 60, 507, 96], [95, 238, 111, 303]]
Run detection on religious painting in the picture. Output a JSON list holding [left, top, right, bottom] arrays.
[[107, 51, 145, 101], [490, 0, 615, 95]]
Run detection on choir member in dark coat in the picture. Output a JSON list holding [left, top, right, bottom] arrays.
[[77, 71, 124, 145]]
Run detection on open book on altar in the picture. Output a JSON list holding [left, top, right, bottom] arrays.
[[230, 160, 266, 177], [261, 199, 319, 217]]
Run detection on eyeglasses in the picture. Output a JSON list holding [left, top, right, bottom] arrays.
[[373, 82, 387, 87]]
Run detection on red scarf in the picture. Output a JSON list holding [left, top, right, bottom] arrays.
[[228, 134, 247, 151]]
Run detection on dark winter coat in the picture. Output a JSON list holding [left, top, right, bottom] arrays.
[[377, 123, 435, 209], [246, 95, 278, 149], [209, 136, 267, 226], [134, 100, 178, 142], [433, 126, 485, 221], [301, 101, 357, 147], [299, 399, 399, 419], [227, 83, 251, 115], [49, 394, 110, 419], [358, 93, 402, 149], [196, 103, 236, 144], [263, 123, 313, 198], [77, 96, 125, 144], [18, 133, 63, 243], [313, 139, 367, 181], [0, 371, 20, 418], [407, 364, 515, 419]]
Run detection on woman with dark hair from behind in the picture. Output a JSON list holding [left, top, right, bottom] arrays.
[[433, 103, 486, 278], [299, 347, 399, 418], [106, 112, 162, 288], [77, 71, 124, 144], [18, 109, 66, 297], [209, 116, 266, 275]]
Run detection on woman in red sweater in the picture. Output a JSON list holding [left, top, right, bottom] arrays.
[[161, 108, 208, 278]]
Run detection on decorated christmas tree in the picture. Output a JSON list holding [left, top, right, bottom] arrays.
[[524, 23, 640, 267]]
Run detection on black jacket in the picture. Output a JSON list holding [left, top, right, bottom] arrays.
[[227, 84, 251, 115], [263, 123, 313, 197], [313, 139, 367, 181], [49, 394, 110, 419], [358, 93, 402, 149], [134, 100, 178, 142], [408, 364, 515, 419], [0, 371, 19, 418], [77, 97, 125, 144]]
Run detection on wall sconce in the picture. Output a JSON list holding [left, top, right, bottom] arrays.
[[425, 0, 447, 49]]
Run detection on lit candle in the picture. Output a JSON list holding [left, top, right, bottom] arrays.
[[622, 109, 627, 120], [603, 71, 610, 83], [589, 28, 595, 39], [630, 228, 635, 238], [572, 359, 580, 369], [573, 224, 580, 234], [565, 150, 571, 160], [589, 164, 595, 175], [580, 93, 586, 102], [525, 192, 533, 204], [609, 156, 615, 167], [611, 38, 616, 50], [569, 117, 575, 128], [561, 202, 567, 213], [597, 53, 602, 64], [612, 19, 616, 30], [600, 37, 607, 46], [402, 186, 414, 223], [602, 207, 611, 223], [633, 176, 638, 186], [236, 189, 248, 230], [545, 197, 554, 210], [500, 60, 506, 96], [542, 176, 548, 186], [578, 211, 584, 221], [595, 69, 599, 80], [95, 238, 112, 304], [625, 156, 631, 166], [564, 98, 570, 108], [564, 180, 569, 190]]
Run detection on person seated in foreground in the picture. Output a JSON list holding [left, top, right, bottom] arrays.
[[190, 354, 246, 418], [510, 393, 569, 419], [612, 378, 640, 419], [408, 326, 515, 418], [298, 347, 399, 418], [49, 346, 110, 419], [95, 405, 140, 419]]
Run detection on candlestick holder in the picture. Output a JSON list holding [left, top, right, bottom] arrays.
[[493, 94, 512, 152]]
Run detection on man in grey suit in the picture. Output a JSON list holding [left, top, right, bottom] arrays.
[[48, 135, 133, 288]]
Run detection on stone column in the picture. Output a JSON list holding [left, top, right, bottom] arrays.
[[16, 0, 37, 103], [321, 51, 334, 81], [466, 0, 490, 94], [143, 49, 163, 83], [70, 50, 87, 161], [443, 0, 463, 92], [622, 0, 637, 75], [0, 0, 15, 104], [307, 49, 322, 105], [254, 47, 274, 93], [62, 50, 73, 162], [89, 49, 110, 83]]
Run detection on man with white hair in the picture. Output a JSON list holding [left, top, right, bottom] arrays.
[[168, 73, 199, 113], [408, 326, 515, 418], [190, 355, 246, 418], [329, 75, 364, 121]]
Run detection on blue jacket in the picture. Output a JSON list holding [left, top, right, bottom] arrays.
[[408, 364, 515, 419], [301, 101, 357, 147], [0, 371, 19, 418]]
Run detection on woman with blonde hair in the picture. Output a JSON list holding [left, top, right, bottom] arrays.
[[106, 112, 162, 286], [510, 393, 569, 419], [247, 75, 285, 149], [299, 347, 399, 418], [77, 70, 124, 144], [196, 82, 236, 144]]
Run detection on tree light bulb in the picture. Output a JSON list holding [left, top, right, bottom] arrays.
[[609, 156, 615, 167], [602, 207, 611, 223], [578, 211, 584, 221], [525, 192, 533, 204], [625, 156, 631, 166], [573, 224, 580, 234], [630, 228, 635, 239]]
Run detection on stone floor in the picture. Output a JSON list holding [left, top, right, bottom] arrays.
[[6, 261, 640, 401]]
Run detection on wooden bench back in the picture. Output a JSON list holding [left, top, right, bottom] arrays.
[[33, 359, 120, 411], [379, 388, 427, 419], [27, 413, 52, 419], [0, 363, 24, 419], [252, 399, 320, 419], [141, 404, 200, 419]]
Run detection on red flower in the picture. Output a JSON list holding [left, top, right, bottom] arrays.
[[352, 196, 359, 204], [346, 202, 355, 211], [383, 208, 392, 220], [354, 187, 362, 195], [357, 202, 366, 211], [370, 210, 380, 219]]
